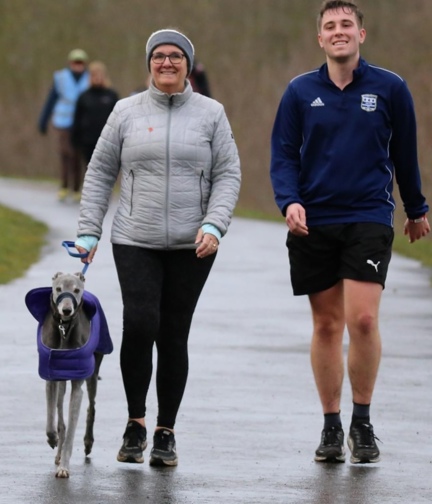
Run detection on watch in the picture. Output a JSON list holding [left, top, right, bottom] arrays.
[[409, 215, 426, 223]]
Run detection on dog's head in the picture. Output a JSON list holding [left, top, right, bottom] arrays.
[[51, 272, 85, 319]]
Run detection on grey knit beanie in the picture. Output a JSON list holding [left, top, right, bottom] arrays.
[[146, 29, 195, 76]]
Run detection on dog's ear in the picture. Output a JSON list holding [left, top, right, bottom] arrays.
[[52, 272, 63, 280], [74, 272, 86, 283]]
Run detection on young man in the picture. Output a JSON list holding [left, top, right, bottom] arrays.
[[270, 0, 430, 464]]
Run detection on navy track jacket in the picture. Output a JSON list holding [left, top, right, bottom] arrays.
[[270, 58, 428, 227]]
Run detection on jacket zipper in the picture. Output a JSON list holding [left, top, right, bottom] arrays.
[[165, 96, 174, 247]]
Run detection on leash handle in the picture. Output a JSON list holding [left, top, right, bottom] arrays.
[[62, 240, 90, 275]]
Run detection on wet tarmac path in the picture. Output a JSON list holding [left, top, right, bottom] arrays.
[[0, 178, 431, 503]]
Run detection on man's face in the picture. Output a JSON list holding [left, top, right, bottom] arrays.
[[69, 60, 86, 73], [318, 8, 366, 62]]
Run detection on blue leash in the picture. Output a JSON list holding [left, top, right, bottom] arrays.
[[62, 240, 91, 275]]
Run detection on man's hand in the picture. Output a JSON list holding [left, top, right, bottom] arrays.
[[403, 217, 430, 243], [286, 203, 308, 236]]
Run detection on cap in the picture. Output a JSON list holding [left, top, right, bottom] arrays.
[[68, 48, 89, 62]]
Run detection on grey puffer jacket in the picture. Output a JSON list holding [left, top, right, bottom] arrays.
[[77, 81, 241, 249]]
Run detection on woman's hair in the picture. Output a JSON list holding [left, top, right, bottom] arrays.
[[88, 60, 112, 88], [317, 1, 364, 31]]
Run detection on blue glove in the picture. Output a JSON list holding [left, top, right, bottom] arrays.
[[75, 235, 99, 252]]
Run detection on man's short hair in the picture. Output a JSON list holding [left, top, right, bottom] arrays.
[[317, 1, 364, 32]]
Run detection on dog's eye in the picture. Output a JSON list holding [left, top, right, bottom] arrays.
[[55, 287, 62, 292], [74, 289, 81, 294]]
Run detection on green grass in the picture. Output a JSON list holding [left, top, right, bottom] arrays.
[[392, 233, 432, 268], [0, 204, 48, 284]]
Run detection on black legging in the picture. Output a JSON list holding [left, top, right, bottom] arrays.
[[113, 244, 216, 429]]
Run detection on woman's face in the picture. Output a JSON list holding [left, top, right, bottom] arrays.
[[150, 44, 188, 94], [90, 68, 105, 87]]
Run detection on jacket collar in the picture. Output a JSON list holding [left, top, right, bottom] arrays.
[[319, 57, 368, 84], [149, 79, 193, 107]]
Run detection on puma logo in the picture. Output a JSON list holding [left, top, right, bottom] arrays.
[[366, 259, 380, 272]]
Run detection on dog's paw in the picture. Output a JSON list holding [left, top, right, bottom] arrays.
[[46, 432, 58, 449], [55, 466, 70, 478], [84, 437, 94, 456]]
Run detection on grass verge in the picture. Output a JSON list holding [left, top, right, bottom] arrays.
[[0, 204, 48, 285]]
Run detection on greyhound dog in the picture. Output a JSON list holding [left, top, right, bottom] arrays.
[[41, 272, 103, 478]]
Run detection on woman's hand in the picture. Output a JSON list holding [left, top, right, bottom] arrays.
[[76, 244, 98, 264], [195, 229, 219, 258]]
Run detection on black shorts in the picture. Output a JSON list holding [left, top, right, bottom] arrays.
[[287, 223, 394, 296]]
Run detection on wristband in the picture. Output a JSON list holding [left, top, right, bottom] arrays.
[[409, 215, 426, 224], [75, 235, 99, 251]]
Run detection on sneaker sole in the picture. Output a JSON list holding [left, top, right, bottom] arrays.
[[117, 453, 144, 463], [314, 452, 346, 463], [117, 441, 147, 463], [347, 437, 380, 464], [314, 446, 345, 463], [149, 456, 178, 467]]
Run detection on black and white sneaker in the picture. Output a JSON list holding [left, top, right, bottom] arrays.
[[314, 425, 346, 463], [117, 421, 148, 463], [149, 429, 178, 467], [348, 421, 381, 464]]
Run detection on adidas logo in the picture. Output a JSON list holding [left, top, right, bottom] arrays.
[[311, 97, 325, 107]]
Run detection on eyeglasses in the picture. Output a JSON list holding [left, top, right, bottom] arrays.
[[151, 52, 185, 65]]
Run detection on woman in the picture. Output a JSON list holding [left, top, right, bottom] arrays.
[[75, 28, 241, 467], [72, 61, 119, 166]]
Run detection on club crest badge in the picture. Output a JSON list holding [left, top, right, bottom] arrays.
[[361, 94, 378, 112]]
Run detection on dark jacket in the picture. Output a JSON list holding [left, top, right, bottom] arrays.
[[72, 86, 119, 147], [270, 58, 429, 225]]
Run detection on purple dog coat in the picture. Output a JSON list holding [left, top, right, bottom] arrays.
[[25, 287, 113, 381]]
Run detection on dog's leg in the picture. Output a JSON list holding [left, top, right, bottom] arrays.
[[56, 380, 84, 478], [84, 353, 104, 455], [54, 381, 67, 465], [46, 381, 59, 449]]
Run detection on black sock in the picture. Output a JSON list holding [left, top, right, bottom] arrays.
[[324, 412, 342, 430], [351, 402, 370, 425]]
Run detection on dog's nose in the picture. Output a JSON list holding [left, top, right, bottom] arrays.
[[62, 308, 72, 317]]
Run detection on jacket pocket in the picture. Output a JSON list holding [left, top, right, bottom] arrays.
[[199, 170, 212, 215], [127, 170, 135, 216]]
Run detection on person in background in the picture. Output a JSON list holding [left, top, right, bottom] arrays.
[[75, 28, 241, 467], [189, 60, 212, 97], [72, 61, 119, 166], [270, 0, 429, 465], [38, 49, 90, 202]]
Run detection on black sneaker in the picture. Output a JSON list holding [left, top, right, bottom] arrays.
[[117, 421, 148, 463], [348, 421, 381, 464], [149, 429, 178, 467], [314, 425, 346, 463]]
